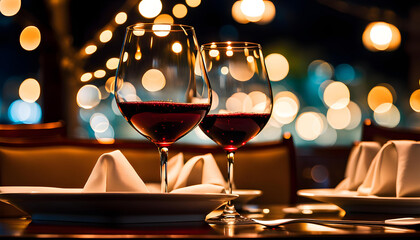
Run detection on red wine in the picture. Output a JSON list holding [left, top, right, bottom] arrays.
[[199, 113, 270, 152], [118, 101, 210, 147]]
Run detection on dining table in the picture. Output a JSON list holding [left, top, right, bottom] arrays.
[[0, 203, 420, 239]]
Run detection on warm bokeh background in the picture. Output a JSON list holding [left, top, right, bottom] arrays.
[[1, 0, 419, 149]]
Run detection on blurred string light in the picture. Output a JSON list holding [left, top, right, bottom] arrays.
[[20, 26, 41, 51], [362, 22, 401, 51], [232, 0, 275, 24], [0, 0, 20, 16], [19, 78, 40, 103]]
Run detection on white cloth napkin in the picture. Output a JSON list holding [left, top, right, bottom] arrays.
[[335, 141, 381, 191], [0, 150, 225, 194], [357, 140, 420, 197]]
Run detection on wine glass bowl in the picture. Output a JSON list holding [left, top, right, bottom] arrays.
[[199, 42, 273, 224], [114, 23, 211, 193]]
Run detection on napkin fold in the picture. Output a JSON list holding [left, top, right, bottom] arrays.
[[357, 140, 420, 197], [335, 142, 381, 191], [0, 150, 225, 194], [83, 150, 149, 193]]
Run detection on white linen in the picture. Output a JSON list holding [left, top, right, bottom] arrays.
[[357, 140, 420, 197], [335, 142, 381, 191]]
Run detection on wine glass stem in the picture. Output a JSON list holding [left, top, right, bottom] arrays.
[[159, 146, 169, 193], [223, 151, 238, 215]]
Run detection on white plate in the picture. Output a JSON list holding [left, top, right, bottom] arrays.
[[232, 189, 262, 204], [0, 192, 237, 223], [298, 188, 420, 214]]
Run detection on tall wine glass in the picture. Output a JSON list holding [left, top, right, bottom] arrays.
[[200, 42, 273, 224], [114, 23, 211, 193]]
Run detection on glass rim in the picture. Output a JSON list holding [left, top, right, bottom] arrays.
[[126, 23, 195, 32], [201, 41, 261, 49]]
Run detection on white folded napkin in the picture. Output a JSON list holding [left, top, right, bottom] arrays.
[[335, 141, 381, 191], [357, 140, 420, 197], [0, 150, 225, 194], [83, 150, 149, 192]]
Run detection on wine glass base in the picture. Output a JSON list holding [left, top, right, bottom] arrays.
[[206, 213, 255, 225]]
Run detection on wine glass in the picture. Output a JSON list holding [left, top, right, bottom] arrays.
[[114, 23, 211, 193], [200, 42, 273, 224]]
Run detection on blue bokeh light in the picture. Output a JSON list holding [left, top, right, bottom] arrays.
[[8, 100, 42, 124], [335, 64, 356, 83]]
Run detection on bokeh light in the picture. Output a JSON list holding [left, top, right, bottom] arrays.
[[367, 85, 393, 112], [99, 30, 112, 43], [186, 0, 201, 8], [19, 78, 40, 103], [296, 112, 324, 141], [95, 124, 115, 144], [118, 82, 139, 101], [152, 24, 171, 37], [8, 100, 42, 124], [362, 21, 401, 51], [232, 1, 249, 24], [76, 85, 101, 109], [106, 57, 119, 70], [0, 0, 21, 16], [173, 4, 187, 18], [257, 1, 276, 25], [94, 69, 106, 78], [373, 104, 400, 128], [172, 42, 182, 53], [90, 113, 110, 133], [335, 64, 356, 83], [240, 0, 265, 22], [308, 60, 334, 83], [315, 126, 337, 146], [105, 76, 116, 93], [410, 89, 420, 112], [323, 81, 350, 109], [81, 72, 93, 82], [142, 69, 166, 92], [20, 26, 41, 51], [229, 61, 255, 81], [138, 0, 162, 19], [85, 45, 97, 55], [154, 14, 174, 24], [226, 92, 252, 112], [265, 53, 289, 81], [327, 107, 351, 129], [273, 91, 299, 124], [311, 165, 329, 183], [345, 101, 362, 130], [115, 12, 127, 25]]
